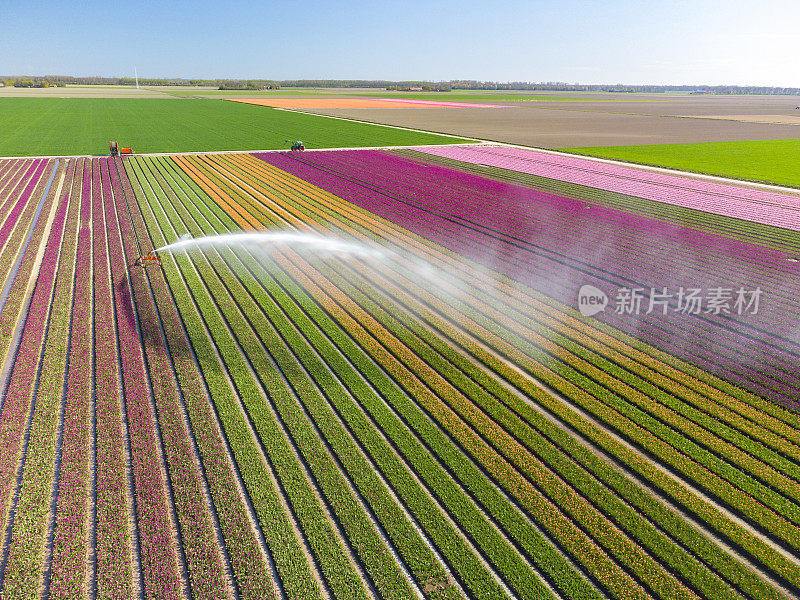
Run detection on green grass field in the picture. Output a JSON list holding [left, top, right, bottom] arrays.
[[0, 97, 468, 156], [563, 139, 800, 188]]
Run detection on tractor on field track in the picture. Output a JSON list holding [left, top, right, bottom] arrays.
[[286, 139, 305, 151], [133, 249, 161, 268], [109, 141, 133, 156]]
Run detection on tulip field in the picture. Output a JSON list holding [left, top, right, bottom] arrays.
[[0, 146, 799, 600]]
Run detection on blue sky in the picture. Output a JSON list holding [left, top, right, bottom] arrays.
[[1, 0, 798, 85]]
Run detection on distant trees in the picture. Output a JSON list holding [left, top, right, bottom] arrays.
[[0, 75, 797, 95], [217, 80, 281, 90]]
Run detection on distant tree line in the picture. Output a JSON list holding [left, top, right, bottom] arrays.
[[1, 76, 798, 95], [217, 79, 280, 90], [3, 79, 66, 88]]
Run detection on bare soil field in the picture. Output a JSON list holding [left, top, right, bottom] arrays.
[[0, 85, 173, 98], [299, 102, 800, 147]]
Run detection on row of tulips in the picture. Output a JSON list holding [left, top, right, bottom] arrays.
[[216, 152, 796, 596], [401, 151, 800, 253], [2, 159, 76, 600], [48, 158, 96, 599], [0, 160, 69, 599]]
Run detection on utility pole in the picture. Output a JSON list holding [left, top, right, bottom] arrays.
[[135, 66, 139, 89]]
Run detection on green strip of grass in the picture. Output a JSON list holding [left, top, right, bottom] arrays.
[[0, 98, 467, 157], [561, 139, 800, 188]]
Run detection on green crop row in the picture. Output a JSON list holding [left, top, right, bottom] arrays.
[[1, 161, 76, 600]]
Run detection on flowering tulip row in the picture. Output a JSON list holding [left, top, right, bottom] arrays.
[[239, 151, 800, 596], [261, 149, 800, 403], [417, 145, 800, 231], [0, 160, 56, 364], [48, 158, 97, 599], [402, 150, 800, 254], [0, 160, 69, 599]]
